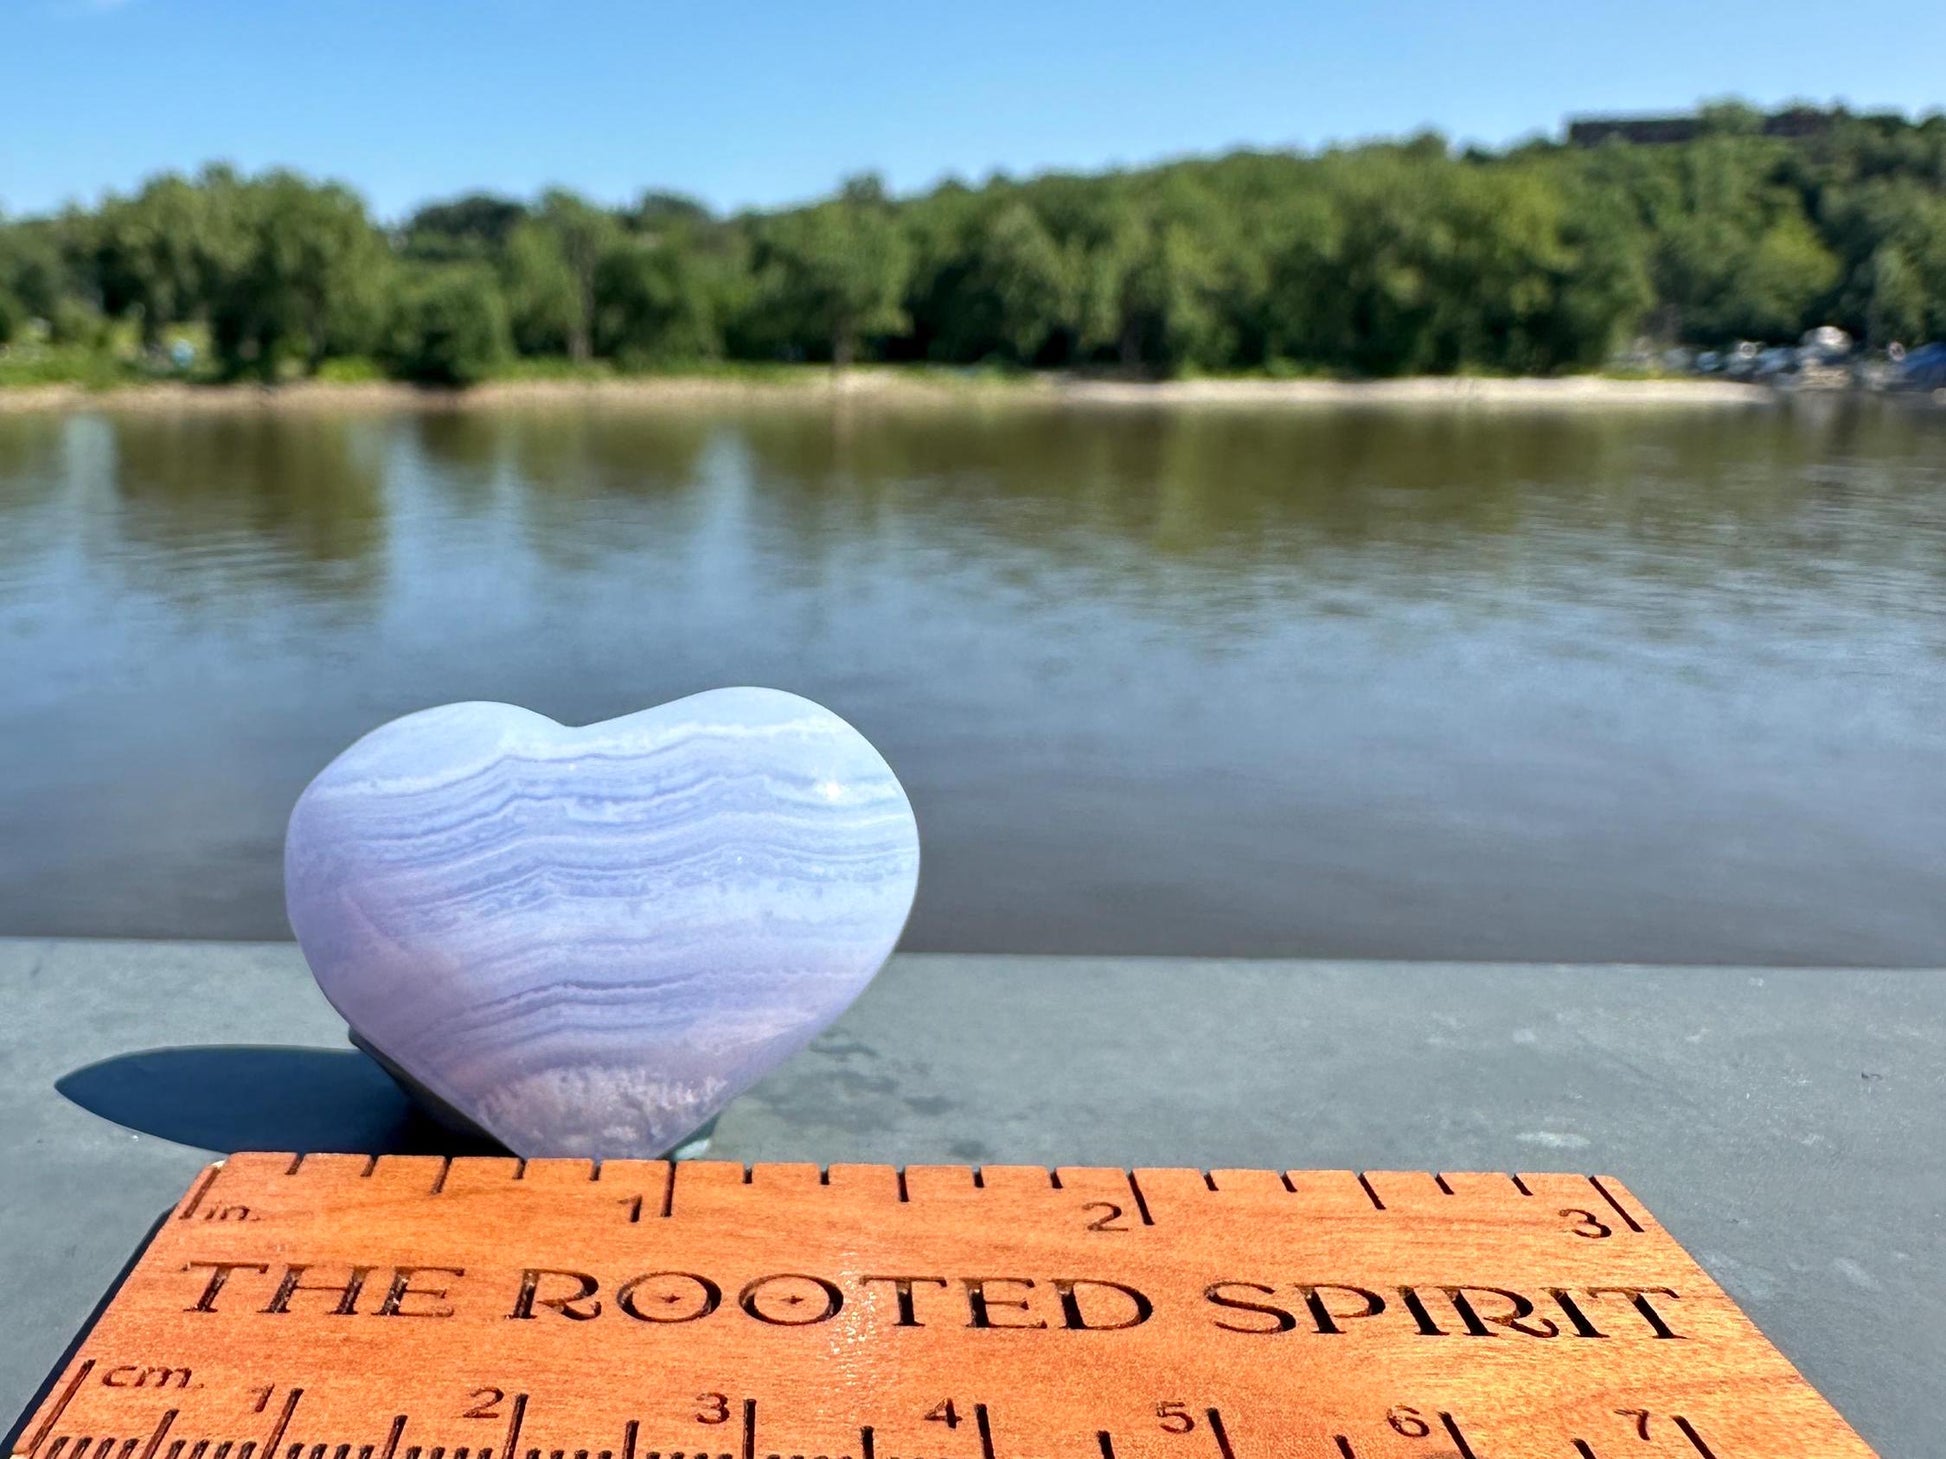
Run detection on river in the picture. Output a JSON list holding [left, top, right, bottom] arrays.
[[1, 396, 1941, 964]]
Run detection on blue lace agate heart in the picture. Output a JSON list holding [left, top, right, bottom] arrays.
[[285, 689, 920, 1158]]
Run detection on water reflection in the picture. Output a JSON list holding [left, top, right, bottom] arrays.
[[0, 399, 1941, 963], [0, 414, 75, 578], [108, 413, 387, 604]]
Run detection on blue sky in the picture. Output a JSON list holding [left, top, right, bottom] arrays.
[[4, 0, 1941, 221]]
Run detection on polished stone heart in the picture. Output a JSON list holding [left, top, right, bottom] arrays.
[[285, 689, 919, 1158]]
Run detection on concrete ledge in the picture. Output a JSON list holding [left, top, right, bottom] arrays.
[[2, 939, 1940, 1456]]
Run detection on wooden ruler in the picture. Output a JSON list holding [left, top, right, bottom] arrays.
[[11, 1156, 1876, 1459]]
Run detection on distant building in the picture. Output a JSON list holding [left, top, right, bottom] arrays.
[[1565, 106, 1896, 148], [1568, 116, 1705, 148], [1763, 106, 1843, 140]]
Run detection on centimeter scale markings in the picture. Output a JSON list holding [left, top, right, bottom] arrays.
[[10, 1157, 1877, 1459]]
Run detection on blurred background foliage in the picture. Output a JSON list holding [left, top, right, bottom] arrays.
[[3, 103, 1944, 386]]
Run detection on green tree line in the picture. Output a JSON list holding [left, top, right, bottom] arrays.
[[3, 103, 1944, 386]]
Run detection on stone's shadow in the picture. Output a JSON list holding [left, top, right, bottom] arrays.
[[55, 1046, 506, 1156]]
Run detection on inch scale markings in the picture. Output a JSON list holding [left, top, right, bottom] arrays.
[[9, 1157, 1877, 1459]]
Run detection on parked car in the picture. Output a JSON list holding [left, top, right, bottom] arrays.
[[1723, 341, 1762, 378], [1799, 325, 1853, 365], [1895, 342, 1946, 390]]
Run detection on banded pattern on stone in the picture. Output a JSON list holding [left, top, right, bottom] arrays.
[[285, 689, 920, 1157]]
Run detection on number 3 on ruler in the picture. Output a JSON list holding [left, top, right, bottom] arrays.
[[1563, 1209, 1614, 1240]]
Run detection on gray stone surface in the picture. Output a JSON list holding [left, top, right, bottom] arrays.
[[1, 938, 1940, 1458]]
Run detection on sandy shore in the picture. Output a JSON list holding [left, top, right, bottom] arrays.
[[0, 370, 1780, 414], [1051, 374, 1773, 406]]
